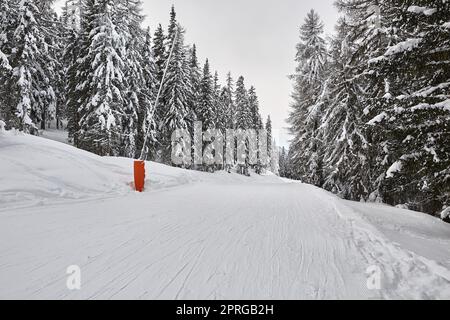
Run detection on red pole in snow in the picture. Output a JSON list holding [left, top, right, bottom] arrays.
[[134, 160, 145, 192]]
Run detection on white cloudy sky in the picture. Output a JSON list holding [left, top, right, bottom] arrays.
[[55, 0, 340, 147]]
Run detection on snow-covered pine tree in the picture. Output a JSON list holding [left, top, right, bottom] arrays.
[[213, 71, 228, 171], [3, 0, 57, 133], [0, 0, 13, 123], [279, 146, 288, 177], [64, 0, 90, 145], [159, 24, 192, 164], [156, 5, 180, 162], [34, 0, 60, 130], [75, 0, 127, 156], [235, 76, 252, 130], [217, 86, 230, 129], [166, 5, 177, 45], [0, 0, 12, 68], [325, 0, 393, 202], [45, 2, 67, 130], [184, 44, 201, 169], [248, 86, 262, 130], [271, 138, 279, 175], [197, 59, 215, 130], [279, 146, 294, 178], [287, 9, 327, 186], [137, 26, 158, 160], [286, 146, 296, 179], [266, 115, 273, 170], [212, 71, 223, 129], [368, 0, 450, 215], [187, 44, 201, 122], [212, 70, 225, 170], [117, 0, 147, 158], [224, 72, 235, 130], [247, 86, 263, 172], [197, 61, 220, 171], [234, 76, 253, 174], [320, 16, 366, 199], [152, 23, 166, 86]]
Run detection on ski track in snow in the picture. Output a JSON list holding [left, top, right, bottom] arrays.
[[1, 132, 450, 299]]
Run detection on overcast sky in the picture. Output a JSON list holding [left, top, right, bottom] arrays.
[[56, 0, 340, 147]]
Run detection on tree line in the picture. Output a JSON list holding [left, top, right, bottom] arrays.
[[0, 0, 276, 173], [285, 0, 449, 217]]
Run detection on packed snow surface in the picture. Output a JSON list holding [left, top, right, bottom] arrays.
[[1, 131, 450, 299]]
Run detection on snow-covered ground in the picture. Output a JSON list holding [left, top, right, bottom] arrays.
[[1, 130, 449, 299]]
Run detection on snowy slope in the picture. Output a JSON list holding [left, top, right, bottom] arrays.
[[0, 130, 275, 211], [0, 130, 450, 299]]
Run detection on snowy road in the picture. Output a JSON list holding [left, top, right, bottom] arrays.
[[2, 180, 450, 299], [1, 132, 450, 299]]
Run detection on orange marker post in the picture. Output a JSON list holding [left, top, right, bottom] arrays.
[[134, 160, 145, 192]]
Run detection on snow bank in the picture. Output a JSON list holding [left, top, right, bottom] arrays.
[[0, 130, 131, 210], [335, 198, 450, 298], [0, 131, 280, 211]]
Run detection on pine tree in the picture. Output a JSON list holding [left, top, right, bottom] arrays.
[[266, 115, 273, 169], [60, 1, 83, 133], [368, 0, 450, 214], [159, 24, 192, 163], [3, 0, 57, 132], [285, 1, 449, 218], [197, 62, 220, 171], [166, 5, 177, 45], [323, 0, 392, 201], [279, 146, 294, 179], [152, 23, 166, 85], [271, 138, 279, 175], [235, 76, 252, 130], [0, 0, 13, 123], [319, 16, 365, 198], [33, 0, 60, 130], [279, 146, 287, 177], [197, 59, 215, 130], [0, 0, 12, 69], [247, 86, 263, 172], [248, 86, 262, 130], [75, 0, 127, 156], [233, 76, 253, 173], [212, 71, 222, 127], [137, 26, 158, 160], [65, 0, 89, 145], [187, 44, 201, 122], [119, 0, 147, 158], [288, 9, 327, 186], [213, 71, 227, 133], [224, 72, 235, 129]]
